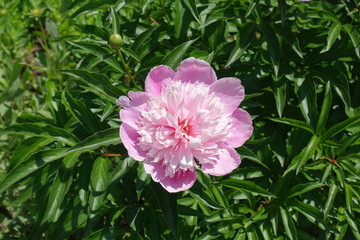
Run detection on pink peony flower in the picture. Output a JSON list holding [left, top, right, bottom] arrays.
[[117, 58, 253, 192]]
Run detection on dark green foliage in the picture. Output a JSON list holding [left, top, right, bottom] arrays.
[[0, 0, 359, 239]]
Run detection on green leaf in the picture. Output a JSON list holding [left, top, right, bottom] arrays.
[[110, 7, 120, 34], [62, 89, 102, 134], [316, 81, 332, 134], [272, 76, 287, 117], [0, 148, 68, 194], [323, 181, 339, 219], [42, 152, 81, 223], [335, 207, 348, 240], [221, 179, 275, 198], [321, 115, 360, 141], [65, 128, 121, 154], [120, 47, 140, 62], [61, 70, 124, 102], [161, 38, 198, 69], [280, 207, 298, 240], [345, 184, 353, 214], [9, 165, 57, 207], [84, 227, 127, 240], [45, 18, 59, 38], [295, 135, 319, 174], [259, 23, 281, 77], [237, 146, 270, 170], [284, 182, 325, 200], [247, 225, 259, 240], [344, 210, 360, 239], [70, 0, 115, 17], [68, 41, 123, 72], [131, 26, 158, 52], [198, 220, 242, 240], [189, 183, 224, 210], [343, 24, 360, 59], [245, 0, 259, 18], [0, 123, 79, 146], [10, 137, 53, 170], [290, 201, 338, 233], [225, 24, 256, 67], [183, 0, 200, 23], [295, 78, 318, 127], [268, 118, 314, 134], [321, 22, 341, 53], [85, 157, 112, 236], [174, 0, 192, 42], [151, 181, 179, 240], [259, 221, 273, 240], [110, 157, 135, 186]]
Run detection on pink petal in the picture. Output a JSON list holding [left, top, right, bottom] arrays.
[[120, 123, 146, 161], [209, 77, 245, 113], [201, 142, 241, 176], [225, 108, 253, 148], [144, 160, 197, 192], [118, 92, 149, 129], [174, 57, 217, 85], [145, 65, 175, 96], [159, 169, 197, 193], [120, 109, 140, 130], [117, 91, 150, 108], [144, 160, 167, 182]]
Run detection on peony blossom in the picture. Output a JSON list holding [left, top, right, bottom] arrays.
[[117, 58, 253, 193]]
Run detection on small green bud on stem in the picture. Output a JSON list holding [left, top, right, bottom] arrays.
[[109, 33, 123, 50]]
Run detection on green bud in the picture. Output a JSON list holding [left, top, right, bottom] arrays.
[[31, 8, 41, 17], [0, 9, 7, 15], [109, 33, 123, 50]]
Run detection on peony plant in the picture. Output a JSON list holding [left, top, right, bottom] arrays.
[[118, 58, 253, 192]]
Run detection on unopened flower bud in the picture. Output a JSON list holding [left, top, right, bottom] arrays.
[[0, 9, 7, 15], [109, 33, 123, 49], [31, 8, 41, 17]]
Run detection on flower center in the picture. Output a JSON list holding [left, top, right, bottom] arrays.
[[176, 118, 193, 139]]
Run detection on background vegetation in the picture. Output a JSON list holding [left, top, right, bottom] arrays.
[[0, 0, 359, 239]]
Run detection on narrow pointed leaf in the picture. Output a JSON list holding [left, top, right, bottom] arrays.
[[0, 123, 78, 146], [65, 128, 121, 154], [161, 38, 198, 69], [321, 115, 360, 142], [280, 207, 298, 240], [151, 181, 179, 240], [85, 157, 111, 235], [322, 22, 341, 53], [42, 152, 81, 223], [268, 118, 314, 134], [285, 182, 325, 200], [0, 148, 68, 193], [316, 81, 332, 134], [61, 70, 124, 102], [221, 179, 275, 197], [295, 135, 319, 174]]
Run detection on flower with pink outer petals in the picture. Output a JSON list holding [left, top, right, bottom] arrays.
[[117, 57, 253, 193]]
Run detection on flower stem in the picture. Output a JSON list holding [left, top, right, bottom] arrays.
[[117, 49, 140, 89]]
